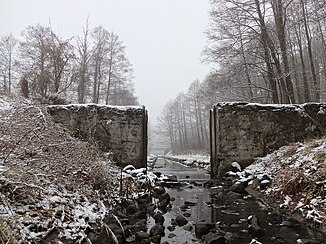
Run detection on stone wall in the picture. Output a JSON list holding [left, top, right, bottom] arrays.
[[210, 102, 326, 178], [47, 104, 147, 168]]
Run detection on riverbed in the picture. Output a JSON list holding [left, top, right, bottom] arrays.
[[149, 157, 325, 244]]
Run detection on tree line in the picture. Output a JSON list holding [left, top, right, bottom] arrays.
[[159, 0, 326, 154], [0, 21, 138, 106]]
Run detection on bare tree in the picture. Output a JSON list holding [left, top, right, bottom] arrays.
[[75, 20, 93, 103], [20, 24, 52, 97], [0, 34, 18, 92], [48, 29, 74, 94]]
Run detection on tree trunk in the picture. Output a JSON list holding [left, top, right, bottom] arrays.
[[301, 1, 319, 101], [254, 0, 279, 103], [295, 23, 311, 102], [272, 0, 295, 103]]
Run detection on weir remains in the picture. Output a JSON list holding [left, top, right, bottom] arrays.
[[47, 104, 147, 168], [210, 102, 326, 178]]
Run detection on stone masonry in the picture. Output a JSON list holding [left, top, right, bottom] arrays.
[[210, 102, 326, 178], [47, 104, 147, 168]]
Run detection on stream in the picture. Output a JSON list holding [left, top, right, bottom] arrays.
[[148, 157, 325, 244]]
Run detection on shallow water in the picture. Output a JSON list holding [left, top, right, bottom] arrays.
[[149, 158, 325, 244]]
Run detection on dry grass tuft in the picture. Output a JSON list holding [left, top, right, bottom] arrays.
[[268, 142, 326, 231]]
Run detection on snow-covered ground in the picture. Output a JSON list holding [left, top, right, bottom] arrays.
[[231, 141, 326, 232], [165, 153, 210, 171]]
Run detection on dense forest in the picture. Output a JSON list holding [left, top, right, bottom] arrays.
[[159, 0, 326, 154], [0, 22, 138, 105]]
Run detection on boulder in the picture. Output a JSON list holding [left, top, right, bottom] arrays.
[[153, 212, 165, 225], [195, 223, 209, 239], [158, 193, 171, 209], [149, 224, 165, 237], [153, 186, 166, 196], [175, 214, 188, 226], [149, 235, 161, 244]]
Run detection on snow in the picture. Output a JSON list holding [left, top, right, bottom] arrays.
[[231, 162, 241, 171], [0, 97, 11, 110], [48, 103, 143, 112], [280, 195, 292, 208], [250, 239, 262, 244], [15, 190, 111, 242], [306, 209, 323, 224], [235, 140, 326, 231], [260, 179, 270, 184], [165, 153, 210, 170], [121, 164, 168, 187]]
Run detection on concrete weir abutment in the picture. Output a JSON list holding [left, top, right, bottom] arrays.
[[210, 102, 326, 178], [47, 104, 148, 168]]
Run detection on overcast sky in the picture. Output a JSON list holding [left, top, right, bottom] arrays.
[[1, 0, 211, 122]]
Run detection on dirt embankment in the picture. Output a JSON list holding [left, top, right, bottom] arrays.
[[0, 93, 120, 242]]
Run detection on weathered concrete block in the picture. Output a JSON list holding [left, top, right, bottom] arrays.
[[210, 102, 326, 178], [47, 104, 147, 168]]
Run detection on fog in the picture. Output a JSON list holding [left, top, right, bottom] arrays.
[[0, 0, 210, 122]]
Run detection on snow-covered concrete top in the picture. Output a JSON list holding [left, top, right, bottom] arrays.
[[48, 103, 144, 111], [215, 102, 326, 113]]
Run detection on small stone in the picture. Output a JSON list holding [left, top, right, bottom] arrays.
[[153, 186, 166, 196], [204, 232, 227, 244], [167, 225, 175, 231], [158, 193, 171, 209], [180, 205, 190, 211], [175, 214, 188, 226], [297, 238, 322, 244], [168, 233, 176, 238], [260, 180, 271, 190], [149, 235, 161, 244], [184, 201, 197, 206], [149, 224, 165, 237], [166, 175, 177, 182], [195, 223, 209, 239], [135, 231, 150, 240], [225, 232, 234, 241], [231, 162, 241, 172], [281, 220, 293, 228], [190, 180, 199, 186], [229, 181, 246, 194], [183, 224, 193, 231], [153, 212, 165, 225], [183, 212, 191, 217]]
